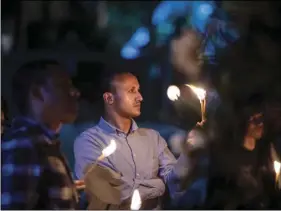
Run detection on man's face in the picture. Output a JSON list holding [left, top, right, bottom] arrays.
[[42, 66, 80, 124], [247, 113, 264, 140], [110, 74, 143, 118]]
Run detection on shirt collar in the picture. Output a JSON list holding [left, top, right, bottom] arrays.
[[12, 116, 59, 140], [98, 117, 138, 135]]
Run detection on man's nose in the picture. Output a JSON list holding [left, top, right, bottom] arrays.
[[137, 92, 143, 102]]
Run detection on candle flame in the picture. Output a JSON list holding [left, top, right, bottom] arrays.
[[167, 85, 181, 101], [130, 189, 142, 210], [185, 84, 206, 101], [274, 160, 281, 174], [102, 139, 117, 157]]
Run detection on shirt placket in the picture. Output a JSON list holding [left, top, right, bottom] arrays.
[[120, 132, 139, 192]]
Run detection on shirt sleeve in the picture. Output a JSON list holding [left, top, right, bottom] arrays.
[[74, 132, 115, 179], [156, 133, 191, 197], [1, 139, 43, 209]]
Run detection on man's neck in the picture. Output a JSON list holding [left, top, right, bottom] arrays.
[[243, 135, 256, 151], [27, 112, 62, 134], [104, 112, 132, 134]]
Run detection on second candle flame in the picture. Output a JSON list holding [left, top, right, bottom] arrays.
[[185, 84, 206, 101]]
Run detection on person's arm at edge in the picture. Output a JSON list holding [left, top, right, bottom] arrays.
[[1, 139, 42, 209], [156, 132, 194, 198]]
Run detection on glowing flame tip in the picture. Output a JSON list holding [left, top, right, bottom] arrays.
[[274, 161, 281, 174], [102, 139, 117, 157], [185, 84, 206, 101], [130, 189, 142, 210]]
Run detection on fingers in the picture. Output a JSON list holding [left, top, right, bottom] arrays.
[[74, 180, 84, 185], [76, 184, 86, 190], [74, 180, 85, 190]]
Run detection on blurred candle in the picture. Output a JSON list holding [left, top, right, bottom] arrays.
[[167, 85, 181, 101]]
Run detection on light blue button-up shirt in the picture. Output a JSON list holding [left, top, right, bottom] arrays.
[[74, 117, 190, 202]]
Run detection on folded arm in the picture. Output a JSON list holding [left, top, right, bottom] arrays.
[[135, 178, 165, 200]]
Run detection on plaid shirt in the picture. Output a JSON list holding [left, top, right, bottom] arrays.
[[1, 117, 78, 209]]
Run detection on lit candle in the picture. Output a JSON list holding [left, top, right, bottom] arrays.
[[84, 139, 117, 179], [185, 84, 207, 125], [101, 139, 117, 159], [274, 160, 281, 187], [130, 189, 142, 210]]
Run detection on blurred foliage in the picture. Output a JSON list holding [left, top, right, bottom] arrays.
[[221, 1, 281, 33], [169, 1, 281, 136], [106, 2, 155, 48], [203, 2, 281, 147], [214, 1, 281, 104]]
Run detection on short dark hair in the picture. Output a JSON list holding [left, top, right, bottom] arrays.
[[12, 60, 60, 114], [100, 70, 134, 95]]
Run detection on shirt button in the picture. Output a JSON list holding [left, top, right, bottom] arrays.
[[133, 154, 136, 157], [136, 173, 140, 177]]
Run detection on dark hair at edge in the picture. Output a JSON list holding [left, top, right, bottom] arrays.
[[1, 97, 8, 117], [12, 60, 61, 115], [100, 68, 136, 96]]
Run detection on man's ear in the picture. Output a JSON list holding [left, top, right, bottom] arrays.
[[103, 92, 114, 105]]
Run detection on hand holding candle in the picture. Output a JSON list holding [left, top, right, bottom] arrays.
[[130, 189, 142, 210]]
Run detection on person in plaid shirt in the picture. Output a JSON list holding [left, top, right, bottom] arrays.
[[1, 60, 80, 209]]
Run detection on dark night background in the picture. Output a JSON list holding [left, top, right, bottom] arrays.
[[2, 0, 281, 174]]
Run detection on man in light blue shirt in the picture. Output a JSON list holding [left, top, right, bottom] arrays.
[[74, 71, 197, 209]]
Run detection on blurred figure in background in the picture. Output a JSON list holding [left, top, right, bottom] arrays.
[[206, 95, 280, 209], [1, 60, 81, 209]]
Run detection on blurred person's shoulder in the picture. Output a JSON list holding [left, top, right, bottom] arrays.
[[1, 126, 49, 155], [2, 136, 35, 152], [1, 135, 40, 166]]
